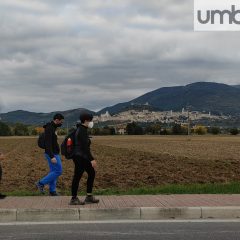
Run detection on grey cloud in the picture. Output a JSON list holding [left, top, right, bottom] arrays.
[[0, 0, 240, 113]]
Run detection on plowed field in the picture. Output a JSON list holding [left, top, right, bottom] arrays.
[[0, 135, 240, 193]]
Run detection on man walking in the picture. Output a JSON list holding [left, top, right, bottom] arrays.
[[70, 112, 99, 205], [36, 113, 64, 196], [0, 151, 6, 199]]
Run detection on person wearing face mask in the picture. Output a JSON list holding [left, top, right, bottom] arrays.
[[0, 152, 6, 199], [36, 113, 64, 196], [70, 112, 99, 205]]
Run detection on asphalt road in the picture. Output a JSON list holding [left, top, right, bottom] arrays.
[[1, 220, 240, 240]]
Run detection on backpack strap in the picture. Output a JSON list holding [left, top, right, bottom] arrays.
[[75, 127, 80, 146]]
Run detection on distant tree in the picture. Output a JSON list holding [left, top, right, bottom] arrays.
[[0, 122, 12, 136], [89, 126, 115, 136], [90, 127, 100, 135], [31, 129, 38, 136], [126, 122, 143, 135], [35, 127, 44, 134], [145, 124, 161, 135], [172, 124, 182, 135], [171, 124, 187, 135], [109, 127, 116, 135], [69, 127, 76, 134], [135, 125, 143, 135], [209, 127, 221, 135], [230, 128, 239, 135], [14, 123, 29, 136], [126, 122, 135, 135], [101, 126, 116, 135], [181, 125, 188, 135], [58, 128, 67, 136], [160, 128, 169, 135], [194, 125, 207, 135], [101, 126, 111, 135], [145, 125, 153, 135]]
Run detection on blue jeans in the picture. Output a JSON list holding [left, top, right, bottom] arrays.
[[40, 154, 62, 193]]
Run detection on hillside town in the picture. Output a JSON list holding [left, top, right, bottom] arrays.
[[94, 108, 229, 125], [92, 108, 230, 135]]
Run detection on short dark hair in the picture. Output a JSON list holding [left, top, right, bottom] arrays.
[[79, 112, 93, 123], [53, 113, 64, 120]]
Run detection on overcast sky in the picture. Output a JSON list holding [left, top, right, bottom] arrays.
[[0, 0, 240, 113]]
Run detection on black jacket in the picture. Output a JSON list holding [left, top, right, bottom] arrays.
[[74, 124, 94, 161], [0, 163, 2, 182], [44, 122, 60, 158], [0, 152, 2, 181]]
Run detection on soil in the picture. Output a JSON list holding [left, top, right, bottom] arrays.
[[0, 135, 240, 193]]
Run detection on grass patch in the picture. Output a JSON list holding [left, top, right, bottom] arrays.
[[4, 182, 240, 196], [5, 190, 43, 197], [94, 182, 240, 195]]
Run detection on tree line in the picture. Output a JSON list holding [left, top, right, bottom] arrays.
[[126, 122, 240, 135], [0, 121, 239, 136]]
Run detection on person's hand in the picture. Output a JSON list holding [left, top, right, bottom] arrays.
[[51, 157, 57, 164], [91, 160, 97, 170], [0, 153, 5, 161]]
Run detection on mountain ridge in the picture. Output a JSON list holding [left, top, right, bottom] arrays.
[[98, 82, 240, 115], [1, 82, 240, 126]]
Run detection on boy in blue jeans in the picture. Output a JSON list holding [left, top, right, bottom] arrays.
[[36, 113, 64, 196]]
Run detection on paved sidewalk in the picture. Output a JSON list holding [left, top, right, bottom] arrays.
[[1, 195, 240, 209], [1, 195, 240, 222]]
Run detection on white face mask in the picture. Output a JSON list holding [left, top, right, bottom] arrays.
[[88, 121, 94, 129]]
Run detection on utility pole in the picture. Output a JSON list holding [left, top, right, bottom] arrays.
[[186, 105, 191, 136]]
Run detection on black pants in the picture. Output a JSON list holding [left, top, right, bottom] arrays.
[[71, 157, 95, 197], [0, 163, 2, 182]]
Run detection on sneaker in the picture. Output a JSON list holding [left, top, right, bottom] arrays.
[[0, 193, 6, 199], [85, 195, 99, 204], [49, 191, 61, 196], [69, 197, 85, 205], [35, 181, 45, 194]]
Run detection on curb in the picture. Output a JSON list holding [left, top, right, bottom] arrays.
[[1, 207, 240, 222]]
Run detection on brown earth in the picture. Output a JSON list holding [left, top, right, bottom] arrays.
[[0, 135, 240, 193]]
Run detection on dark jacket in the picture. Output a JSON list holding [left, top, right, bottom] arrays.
[[44, 122, 60, 158], [74, 124, 94, 161], [0, 163, 2, 182], [0, 152, 3, 181]]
